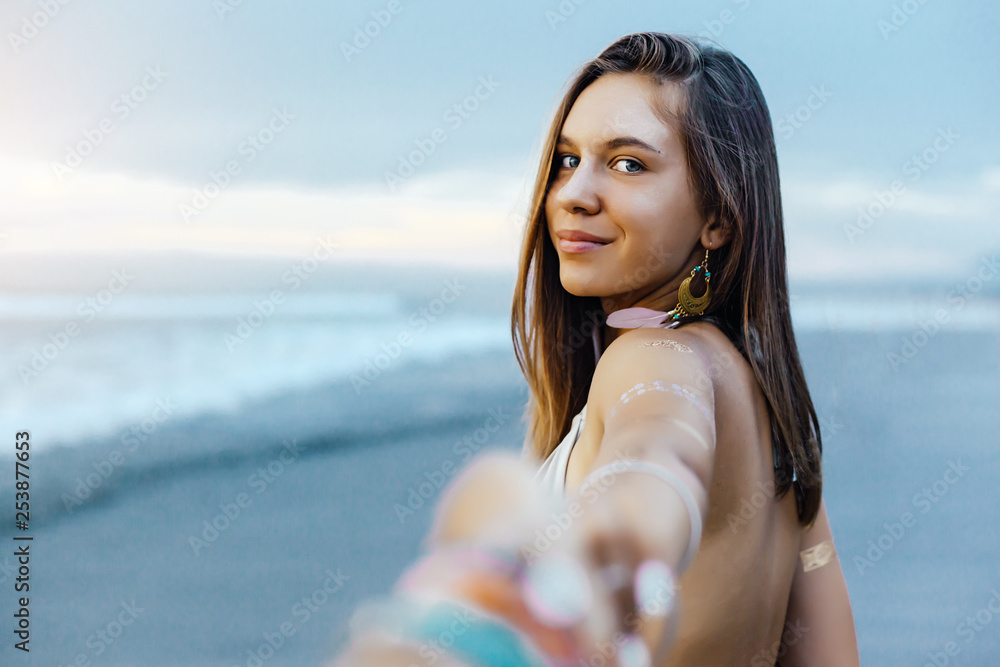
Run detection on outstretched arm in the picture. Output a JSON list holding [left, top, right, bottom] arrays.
[[778, 497, 860, 666], [335, 325, 718, 666], [563, 325, 718, 659]]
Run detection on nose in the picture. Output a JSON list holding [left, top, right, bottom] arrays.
[[551, 158, 601, 215]]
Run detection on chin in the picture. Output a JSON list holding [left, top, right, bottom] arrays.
[[559, 250, 631, 296], [558, 272, 611, 298]]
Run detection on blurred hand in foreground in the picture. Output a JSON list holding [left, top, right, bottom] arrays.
[[332, 451, 680, 667]]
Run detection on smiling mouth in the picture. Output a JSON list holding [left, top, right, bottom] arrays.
[[557, 238, 611, 253]]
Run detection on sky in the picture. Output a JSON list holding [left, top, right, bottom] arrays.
[[0, 0, 997, 283]]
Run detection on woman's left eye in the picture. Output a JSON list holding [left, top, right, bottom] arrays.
[[612, 158, 644, 174]]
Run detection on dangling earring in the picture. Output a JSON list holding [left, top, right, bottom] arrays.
[[669, 248, 712, 320]]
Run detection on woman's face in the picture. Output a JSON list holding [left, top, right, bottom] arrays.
[[545, 73, 721, 313]]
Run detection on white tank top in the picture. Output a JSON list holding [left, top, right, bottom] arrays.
[[532, 403, 588, 499], [528, 309, 697, 499]]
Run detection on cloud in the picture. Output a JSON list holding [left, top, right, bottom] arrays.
[[2, 153, 996, 280], [781, 166, 1000, 279], [0, 156, 529, 267]]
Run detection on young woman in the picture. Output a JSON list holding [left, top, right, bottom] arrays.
[[336, 32, 859, 666]]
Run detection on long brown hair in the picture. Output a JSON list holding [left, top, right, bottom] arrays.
[[510, 32, 823, 527]]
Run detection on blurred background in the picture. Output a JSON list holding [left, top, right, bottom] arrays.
[[0, 0, 997, 664]]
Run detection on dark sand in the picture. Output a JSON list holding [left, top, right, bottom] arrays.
[[0, 330, 998, 666]]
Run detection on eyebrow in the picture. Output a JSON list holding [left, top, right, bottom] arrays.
[[556, 134, 663, 155]]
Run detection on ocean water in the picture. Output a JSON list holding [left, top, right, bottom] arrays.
[[0, 292, 513, 452], [0, 290, 997, 454]]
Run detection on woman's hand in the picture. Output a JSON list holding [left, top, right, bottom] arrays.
[[555, 478, 683, 665], [334, 451, 681, 666], [411, 451, 681, 665]]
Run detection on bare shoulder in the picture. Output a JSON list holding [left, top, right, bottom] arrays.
[[589, 326, 716, 408], [582, 324, 721, 484], [587, 321, 748, 411]]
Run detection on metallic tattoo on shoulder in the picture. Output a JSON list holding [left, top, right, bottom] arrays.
[[609, 380, 714, 432], [800, 540, 835, 572], [638, 339, 693, 353]]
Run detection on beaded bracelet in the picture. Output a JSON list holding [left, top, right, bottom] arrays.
[[389, 541, 669, 667], [393, 542, 588, 665], [347, 591, 558, 667]]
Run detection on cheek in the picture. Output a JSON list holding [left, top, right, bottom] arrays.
[[543, 193, 559, 230], [624, 183, 691, 222], [543, 207, 555, 242], [611, 210, 692, 279], [611, 187, 700, 246]]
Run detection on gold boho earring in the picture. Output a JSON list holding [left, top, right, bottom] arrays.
[[670, 248, 712, 320]]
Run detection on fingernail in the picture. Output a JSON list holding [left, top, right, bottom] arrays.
[[618, 633, 652, 667]]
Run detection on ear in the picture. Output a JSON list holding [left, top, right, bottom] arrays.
[[699, 210, 732, 250]]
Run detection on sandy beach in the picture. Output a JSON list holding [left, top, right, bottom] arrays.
[[1, 330, 998, 665]]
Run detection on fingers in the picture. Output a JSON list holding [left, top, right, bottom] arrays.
[[560, 502, 655, 667], [570, 498, 684, 667], [588, 522, 642, 637], [428, 452, 554, 549], [401, 450, 679, 666]]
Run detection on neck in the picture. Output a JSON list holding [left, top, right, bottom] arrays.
[[597, 246, 708, 349], [599, 289, 680, 348]]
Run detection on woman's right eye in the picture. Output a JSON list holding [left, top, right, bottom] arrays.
[[558, 154, 580, 169]]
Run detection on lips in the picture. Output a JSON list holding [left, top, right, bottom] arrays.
[[555, 229, 612, 244], [554, 229, 612, 254]]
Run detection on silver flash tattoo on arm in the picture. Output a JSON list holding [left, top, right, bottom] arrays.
[[609, 380, 715, 438]]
